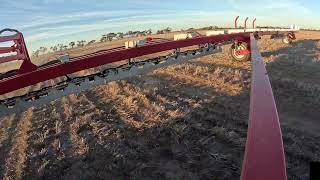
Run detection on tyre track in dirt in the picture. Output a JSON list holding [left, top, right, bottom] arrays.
[[21, 103, 65, 179], [0, 114, 20, 178], [2, 109, 33, 179]]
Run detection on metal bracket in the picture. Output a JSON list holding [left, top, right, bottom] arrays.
[[57, 54, 71, 64]]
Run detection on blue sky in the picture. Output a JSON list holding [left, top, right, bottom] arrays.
[[0, 0, 319, 52]]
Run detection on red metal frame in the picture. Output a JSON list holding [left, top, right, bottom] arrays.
[[252, 18, 257, 29], [235, 49, 250, 56], [0, 46, 15, 54], [244, 17, 249, 29], [0, 33, 250, 95], [0, 29, 37, 73], [241, 34, 287, 180], [288, 32, 296, 40], [235, 16, 240, 28]]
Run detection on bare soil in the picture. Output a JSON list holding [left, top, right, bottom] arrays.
[[0, 31, 320, 180]]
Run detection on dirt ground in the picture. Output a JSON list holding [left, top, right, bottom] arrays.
[[0, 31, 320, 180]]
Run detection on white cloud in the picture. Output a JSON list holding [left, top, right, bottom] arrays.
[[24, 10, 237, 51], [24, 10, 236, 43], [18, 10, 147, 30]]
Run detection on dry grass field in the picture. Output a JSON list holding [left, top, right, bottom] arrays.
[[0, 31, 320, 179]]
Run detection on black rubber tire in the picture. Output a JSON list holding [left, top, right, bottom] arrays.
[[230, 42, 250, 62]]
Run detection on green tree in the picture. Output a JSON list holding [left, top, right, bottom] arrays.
[[32, 50, 40, 57], [164, 27, 172, 33], [77, 40, 86, 47], [146, 29, 152, 35], [116, 32, 124, 39], [126, 31, 133, 36], [106, 33, 117, 41], [69, 42, 75, 48], [57, 44, 64, 51], [156, 30, 164, 34], [100, 34, 107, 42], [39, 47, 47, 54], [53, 46, 58, 52], [87, 40, 96, 45]]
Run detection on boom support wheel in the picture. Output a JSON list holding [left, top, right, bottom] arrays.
[[282, 32, 295, 44], [230, 42, 251, 62], [282, 37, 291, 44]]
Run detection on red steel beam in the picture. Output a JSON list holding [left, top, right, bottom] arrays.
[[0, 31, 31, 67], [241, 34, 287, 180], [0, 47, 15, 54], [252, 18, 257, 29], [235, 16, 240, 28], [244, 17, 249, 29], [0, 55, 24, 64], [0, 33, 250, 95], [0, 34, 21, 43]]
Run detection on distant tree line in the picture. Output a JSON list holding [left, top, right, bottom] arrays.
[[199, 26, 222, 30], [31, 27, 188, 57], [32, 27, 175, 57], [300, 28, 320, 31]]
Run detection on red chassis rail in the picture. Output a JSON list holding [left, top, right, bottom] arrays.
[[0, 32, 250, 95], [241, 34, 287, 180]]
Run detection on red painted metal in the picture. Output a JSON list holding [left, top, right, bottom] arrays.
[[244, 17, 249, 29], [235, 16, 240, 28], [0, 34, 21, 43], [146, 37, 153, 42], [0, 33, 250, 95], [18, 60, 38, 74], [0, 29, 35, 73], [235, 49, 250, 56], [252, 18, 257, 28], [0, 54, 25, 64], [288, 32, 296, 40], [241, 34, 287, 180], [0, 46, 15, 54]]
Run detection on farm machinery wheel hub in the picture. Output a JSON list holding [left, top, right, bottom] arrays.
[[230, 42, 251, 62]]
